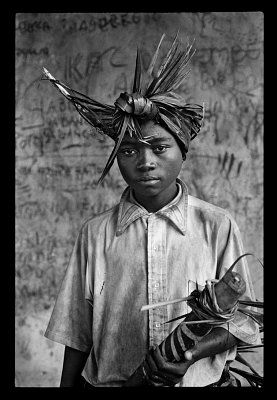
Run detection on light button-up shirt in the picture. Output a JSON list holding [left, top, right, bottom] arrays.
[[45, 179, 260, 387]]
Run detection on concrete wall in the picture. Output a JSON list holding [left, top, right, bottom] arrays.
[[15, 12, 263, 387]]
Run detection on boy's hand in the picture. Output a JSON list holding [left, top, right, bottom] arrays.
[[142, 345, 193, 386], [124, 328, 238, 386]]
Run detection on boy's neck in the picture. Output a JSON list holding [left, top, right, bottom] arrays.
[[132, 182, 179, 213]]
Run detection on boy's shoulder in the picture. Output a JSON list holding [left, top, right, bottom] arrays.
[[79, 202, 120, 231], [187, 194, 235, 224]]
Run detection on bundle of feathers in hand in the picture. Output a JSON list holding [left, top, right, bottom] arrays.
[[125, 253, 263, 386]]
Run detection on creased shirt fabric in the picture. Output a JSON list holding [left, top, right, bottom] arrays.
[[45, 178, 260, 387]]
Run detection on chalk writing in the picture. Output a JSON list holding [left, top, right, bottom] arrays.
[[63, 47, 128, 83], [113, 72, 128, 95], [15, 12, 263, 316], [58, 13, 152, 34], [217, 151, 243, 178], [16, 47, 49, 58], [195, 45, 261, 69], [15, 19, 52, 34]]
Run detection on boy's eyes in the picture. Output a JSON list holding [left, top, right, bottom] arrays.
[[119, 145, 168, 156], [154, 145, 168, 153], [119, 149, 137, 156]]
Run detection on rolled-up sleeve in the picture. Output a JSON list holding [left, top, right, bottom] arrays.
[[44, 223, 93, 353], [216, 215, 261, 345]]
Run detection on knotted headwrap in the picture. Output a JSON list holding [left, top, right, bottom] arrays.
[[42, 32, 204, 184]]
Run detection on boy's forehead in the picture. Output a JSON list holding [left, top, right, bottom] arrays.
[[122, 124, 174, 144]]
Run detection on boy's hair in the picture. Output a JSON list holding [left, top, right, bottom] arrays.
[[42, 32, 203, 182]]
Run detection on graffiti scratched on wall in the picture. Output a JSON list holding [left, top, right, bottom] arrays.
[[15, 12, 263, 313]]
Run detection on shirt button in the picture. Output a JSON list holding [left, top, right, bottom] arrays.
[[155, 323, 161, 328], [153, 246, 157, 250], [154, 283, 159, 288]]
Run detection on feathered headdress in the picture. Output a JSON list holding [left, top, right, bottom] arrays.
[[42, 32, 204, 184]]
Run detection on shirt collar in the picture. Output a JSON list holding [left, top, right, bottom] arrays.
[[116, 178, 188, 236]]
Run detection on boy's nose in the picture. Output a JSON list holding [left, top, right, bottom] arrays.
[[137, 149, 157, 171]]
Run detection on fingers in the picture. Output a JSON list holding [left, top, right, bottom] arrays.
[[184, 350, 193, 361], [151, 345, 188, 377], [143, 349, 174, 386], [143, 362, 172, 386], [143, 345, 189, 386]]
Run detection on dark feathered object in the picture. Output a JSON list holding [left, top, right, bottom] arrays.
[[42, 32, 204, 184]]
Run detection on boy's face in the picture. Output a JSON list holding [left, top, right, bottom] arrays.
[[117, 120, 183, 207]]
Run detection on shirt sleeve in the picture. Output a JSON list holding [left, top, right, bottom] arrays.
[[215, 214, 261, 345], [44, 222, 93, 353]]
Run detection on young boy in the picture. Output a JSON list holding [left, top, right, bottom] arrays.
[[43, 34, 260, 387]]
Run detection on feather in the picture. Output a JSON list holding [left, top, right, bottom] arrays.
[[226, 253, 254, 273], [145, 33, 195, 97], [146, 33, 165, 82], [145, 33, 179, 96], [140, 295, 193, 312], [97, 114, 130, 184], [236, 349, 256, 353], [150, 92, 188, 105], [161, 314, 188, 325], [237, 344, 263, 351], [43, 68, 113, 110], [42, 68, 71, 97], [132, 48, 142, 94], [239, 300, 263, 308], [235, 353, 260, 376], [163, 317, 227, 326], [152, 31, 180, 79], [158, 113, 183, 136], [42, 68, 115, 138], [229, 367, 263, 387]]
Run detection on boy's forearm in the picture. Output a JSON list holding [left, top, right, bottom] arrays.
[[125, 326, 238, 386], [60, 346, 90, 387]]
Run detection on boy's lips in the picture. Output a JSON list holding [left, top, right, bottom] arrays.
[[137, 176, 160, 182], [136, 176, 161, 187]]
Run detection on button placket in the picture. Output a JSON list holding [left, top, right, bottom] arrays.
[[147, 215, 154, 346], [147, 215, 168, 345]]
